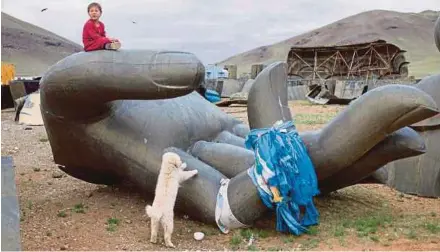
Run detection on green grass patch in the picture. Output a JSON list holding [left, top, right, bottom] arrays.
[[72, 203, 86, 213], [406, 229, 417, 239], [57, 210, 67, 218], [240, 229, 253, 240], [306, 225, 319, 236], [257, 229, 270, 238], [423, 222, 440, 234], [106, 217, 120, 232], [230, 234, 242, 245], [350, 213, 393, 237], [333, 225, 345, 237], [230, 233, 242, 250], [282, 235, 295, 244], [301, 238, 320, 250], [201, 227, 218, 236], [239, 228, 271, 239], [294, 113, 337, 125]]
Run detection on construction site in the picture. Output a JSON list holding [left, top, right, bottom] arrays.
[[208, 40, 419, 106], [285, 40, 417, 104]]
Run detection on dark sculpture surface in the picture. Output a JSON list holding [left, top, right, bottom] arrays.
[[367, 15, 440, 197], [40, 47, 439, 227]]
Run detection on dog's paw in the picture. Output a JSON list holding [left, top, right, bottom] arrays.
[[150, 237, 158, 244], [192, 170, 198, 175], [145, 205, 152, 217], [165, 241, 175, 248], [180, 162, 187, 170]]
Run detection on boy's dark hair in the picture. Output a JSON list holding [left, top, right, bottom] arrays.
[[87, 2, 102, 13]]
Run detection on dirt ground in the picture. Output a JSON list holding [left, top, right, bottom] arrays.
[[2, 101, 439, 251]]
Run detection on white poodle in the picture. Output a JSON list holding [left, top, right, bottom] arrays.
[[146, 152, 198, 248]]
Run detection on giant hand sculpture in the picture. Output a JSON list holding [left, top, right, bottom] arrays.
[[40, 49, 438, 229], [364, 15, 440, 197]]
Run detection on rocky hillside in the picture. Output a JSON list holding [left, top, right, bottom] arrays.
[[1, 12, 82, 77], [219, 10, 440, 78]]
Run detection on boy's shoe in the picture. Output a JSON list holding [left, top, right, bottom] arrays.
[[105, 41, 121, 50]]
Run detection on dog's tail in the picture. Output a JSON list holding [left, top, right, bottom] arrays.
[[145, 205, 162, 219]]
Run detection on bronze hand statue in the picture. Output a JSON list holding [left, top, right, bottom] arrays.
[[40, 48, 438, 228], [366, 15, 440, 197]]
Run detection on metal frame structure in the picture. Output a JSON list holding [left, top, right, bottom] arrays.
[[286, 40, 409, 81]]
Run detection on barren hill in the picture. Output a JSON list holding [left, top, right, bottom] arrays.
[[219, 10, 440, 78], [1, 12, 82, 77]]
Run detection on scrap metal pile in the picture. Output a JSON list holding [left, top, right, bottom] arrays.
[[286, 40, 417, 104]]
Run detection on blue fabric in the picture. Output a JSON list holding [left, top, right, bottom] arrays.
[[245, 120, 320, 235], [204, 89, 221, 103]]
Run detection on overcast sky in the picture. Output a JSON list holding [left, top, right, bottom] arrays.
[[2, 0, 439, 64]]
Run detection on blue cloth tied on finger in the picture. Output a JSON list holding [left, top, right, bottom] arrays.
[[245, 120, 320, 235]]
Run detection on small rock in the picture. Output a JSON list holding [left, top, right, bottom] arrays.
[[122, 247, 127, 250], [52, 171, 63, 178], [60, 244, 68, 250], [125, 220, 132, 224], [24, 127, 32, 130], [47, 181, 53, 185], [14, 147, 19, 151], [183, 215, 189, 219], [194, 232, 205, 241], [85, 192, 93, 198], [33, 167, 41, 172]]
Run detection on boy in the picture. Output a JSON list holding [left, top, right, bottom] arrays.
[[82, 2, 121, 52]]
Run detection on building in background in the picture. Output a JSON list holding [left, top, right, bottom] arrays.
[[205, 64, 229, 80]]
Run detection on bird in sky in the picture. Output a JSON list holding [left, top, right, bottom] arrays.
[[41, 8, 48, 12]]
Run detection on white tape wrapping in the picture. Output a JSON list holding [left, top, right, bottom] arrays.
[[215, 178, 248, 233]]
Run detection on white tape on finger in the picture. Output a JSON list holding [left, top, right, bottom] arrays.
[[215, 178, 248, 234]]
